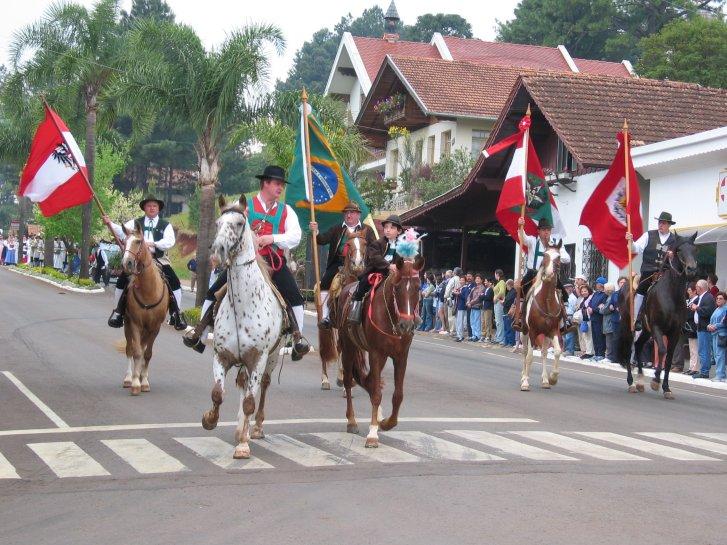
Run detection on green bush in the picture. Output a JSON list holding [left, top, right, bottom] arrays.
[[76, 278, 96, 287], [182, 306, 201, 326]]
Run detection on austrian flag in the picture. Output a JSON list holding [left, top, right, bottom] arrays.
[[18, 105, 92, 216]]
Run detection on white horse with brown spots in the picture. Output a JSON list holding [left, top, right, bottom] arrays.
[[201, 195, 286, 459]]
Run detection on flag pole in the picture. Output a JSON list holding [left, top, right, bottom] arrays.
[[623, 118, 635, 332], [518, 104, 532, 280], [39, 97, 124, 251], [301, 88, 322, 319]]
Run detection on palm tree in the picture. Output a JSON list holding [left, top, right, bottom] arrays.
[[115, 20, 284, 305], [11, 0, 124, 278]]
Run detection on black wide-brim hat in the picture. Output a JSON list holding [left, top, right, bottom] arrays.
[[382, 214, 403, 230], [537, 218, 553, 229], [342, 201, 362, 213], [139, 194, 165, 211], [255, 165, 287, 183], [654, 211, 676, 225]]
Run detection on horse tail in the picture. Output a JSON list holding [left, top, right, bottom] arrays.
[[318, 328, 338, 364], [113, 338, 127, 354]]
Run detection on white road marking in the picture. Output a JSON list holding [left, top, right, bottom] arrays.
[[28, 442, 110, 477], [695, 433, 727, 443], [446, 430, 577, 461], [102, 439, 188, 474], [175, 437, 273, 470], [638, 433, 727, 456], [310, 432, 421, 463], [0, 451, 20, 479], [384, 431, 503, 461], [255, 434, 352, 467], [510, 432, 647, 461], [2, 371, 69, 428], [575, 432, 719, 461]]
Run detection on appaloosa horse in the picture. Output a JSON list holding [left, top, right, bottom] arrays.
[[201, 195, 287, 459], [618, 232, 698, 399], [521, 243, 564, 392], [336, 231, 424, 448], [318, 230, 368, 390], [120, 222, 169, 395]]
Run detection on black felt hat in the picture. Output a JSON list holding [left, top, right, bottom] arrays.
[[139, 194, 164, 211], [654, 211, 676, 225], [382, 214, 403, 230], [255, 165, 287, 183], [537, 218, 553, 229]]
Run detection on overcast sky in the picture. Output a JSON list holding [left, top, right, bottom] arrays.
[[1, 0, 520, 88]]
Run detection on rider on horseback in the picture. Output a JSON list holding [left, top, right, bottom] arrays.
[[513, 216, 572, 332], [626, 211, 677, 331], [347, 215, 404, 324], [182, 165, 310, 360], [104, 195, 187, 331], [309, 201, 376, 330]]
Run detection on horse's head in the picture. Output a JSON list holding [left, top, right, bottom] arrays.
[[672, 231, 698, 277], [212, 194, 254, 265], [539, 241, 562, 282], [391, 254, 425, 335], [121, 220, 150, 275], [344, 231, 367, 274]]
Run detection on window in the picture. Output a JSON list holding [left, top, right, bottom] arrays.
[[426, 135, 435, 165], [556, 138, 577, 173], [559, 243, 576, 285], [415, 140, 423, 165], [471, 129, 489, 159], [389, 149, 399, 179], [582, 238, 608, 282], [441, 130, 452, 158]]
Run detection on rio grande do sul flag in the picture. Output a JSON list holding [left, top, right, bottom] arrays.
[[487, 116, 565, 246], [18, 104, 92, 217], [579, 131, 643, 269]]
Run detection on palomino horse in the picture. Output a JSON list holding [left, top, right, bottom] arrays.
[[618, 232, 697, 399], [201, 195, 287, 459], [120, 222, 169, 395], [318, 230, 368, 390], [521, 243, 563, 392], [337, 241, 424, 448]]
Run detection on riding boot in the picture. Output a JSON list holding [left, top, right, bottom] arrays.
[[167, 290, 187, 331], [183, 300, 214, 353], [108, 289, 127, 328], [285, 305, 310, 361], [348, 300, 363, 324]]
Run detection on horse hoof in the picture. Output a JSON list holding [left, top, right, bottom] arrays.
[[664, 391, 675, 400], [122, 380, 131, 388], [201, 410, 219, 430], [365, 438, 379, 448], [636, 383, 645, 392], [321, 381, 331, 391], [541, 382, 551, 389], [250, 428, 265, 440], [233, 445, 250, 459], [141, 384, 150, 393], [650, 380, 660, 391], [520, 384, 530, 392], [346, 424, 359, 434], [628, 385, 637, 393], [548, 372, 559, 386], [130, 386, 141, 396]]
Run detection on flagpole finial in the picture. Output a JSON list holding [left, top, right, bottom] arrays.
[[301, 87, 308, 102], [623, 118, 629, 132], [526, 104, 532, 116]]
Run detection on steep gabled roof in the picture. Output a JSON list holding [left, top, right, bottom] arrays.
[[352, 36, 439, 82]]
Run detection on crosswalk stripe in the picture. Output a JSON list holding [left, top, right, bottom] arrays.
[[102, 439, 188, 473], [574, 433, 718, 461], [384, 431, 503, 461], [639, 433, 727, 456], [0, 451, 20, 479], [174, 437, 273, 470], [446, 430, 577, 461], [695, 433, 727, 443], [255, 434, 352, 467], [310, 432, 421, 463], [510, 432, 647, 460], [28, 442, 110, 477]]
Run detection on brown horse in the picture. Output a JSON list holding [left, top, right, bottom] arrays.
[[318, 230, 368, 390], [336, 253, 424, 447], [120, 222, 169, 395], [521, 243, 563, 391]]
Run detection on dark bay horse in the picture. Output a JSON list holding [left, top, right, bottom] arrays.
[[617, 232, 698, 399], [318, 230, 368, 390], [336, 253, 424, 447]]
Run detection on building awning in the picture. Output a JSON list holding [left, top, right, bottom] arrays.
[[680, 223, 727, 244]]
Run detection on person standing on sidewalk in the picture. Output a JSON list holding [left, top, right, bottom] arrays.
[[445, 267, 462, 336], [707, 292, 727, 382], [692, 279, 716, 379], [481, 278, 494, 343], [492, 269, 506, 346], [187, 257, 197, 293]]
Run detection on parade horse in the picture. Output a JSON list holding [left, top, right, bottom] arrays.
[[336, 230, 424, 448], [201, 195, 287, 459], [521, 243, 564, 392], [119, 222, 169, 395], [618, 232, 698, 399], [318, 230, 368, 390]]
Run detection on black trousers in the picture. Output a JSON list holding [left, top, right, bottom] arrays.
[[117, 263, 181, 291], [320, 257, 344, 290], [636, 270, 657, 296], [521, 269, 567, 301]]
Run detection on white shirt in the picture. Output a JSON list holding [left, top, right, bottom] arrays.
[[254, 194, 301, 251], [343, 221, 361, 234], [445, 275, 460, 299], [110, 215, 176, 252], [694, 292, 705, 325], [522, 234, 571, 270], [632, 230, 671, 255]]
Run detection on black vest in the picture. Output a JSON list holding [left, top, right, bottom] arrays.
[[642, 230, 675, 273], [137, 216, 170, 259]]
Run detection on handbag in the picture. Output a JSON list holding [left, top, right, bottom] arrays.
[[718, 335, 727, 348], [579, 321, 589, 333]]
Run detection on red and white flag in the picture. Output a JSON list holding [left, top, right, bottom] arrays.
[[18, 105, 92, 217], [579, 131, 643, 269]]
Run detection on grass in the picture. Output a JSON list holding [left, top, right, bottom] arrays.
[[15, 263, 102, 290]]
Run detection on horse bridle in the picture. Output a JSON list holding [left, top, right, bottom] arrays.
[[124, 234, 166, 309], [219, 207, 255, 267], [123, 235, 148, 276]]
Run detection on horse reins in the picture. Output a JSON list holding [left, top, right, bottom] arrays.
[[366, 263, 421, 338], [124, 235, 167, 310]]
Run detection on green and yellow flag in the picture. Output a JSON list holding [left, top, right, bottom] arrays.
[[287, 106, 377, 235]]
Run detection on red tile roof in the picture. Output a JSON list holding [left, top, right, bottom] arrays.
[[352, 36, 438, 81], [572, 57, 631, 77]]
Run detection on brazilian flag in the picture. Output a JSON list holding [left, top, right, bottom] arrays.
[[287, 107, 377, 235]]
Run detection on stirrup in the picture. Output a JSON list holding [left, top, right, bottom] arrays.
[[108, 310, 124, 328], [170, 311, 187, 331], [291, 336, 310, 361], [318, 317, 333, 330]]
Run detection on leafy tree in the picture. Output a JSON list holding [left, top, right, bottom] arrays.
[[120, 0, 175, 27], [11, 0, 125, 278], [358, 174, 396, 213], [400, 13, 473, 42], [419, 149, 475, 203], [115, 19, 284, 305], [638, 15, 727, 88]]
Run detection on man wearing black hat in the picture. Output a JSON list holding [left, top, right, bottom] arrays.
[[182, 166, 310, 360], [103, 195, 187, 330], [309, 201, 376, 329], [627, 211, 677, 330], [513, 216, 572, 331], [348, 214, 404, 324]]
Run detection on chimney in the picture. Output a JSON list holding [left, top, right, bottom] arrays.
[[383, 0, 400, 42]]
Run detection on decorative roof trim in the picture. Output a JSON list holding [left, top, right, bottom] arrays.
[[622, 60, 637, 77], [430, 32, 453, 61], [324, 32, 371, 96], [557, 45, 579, 73]]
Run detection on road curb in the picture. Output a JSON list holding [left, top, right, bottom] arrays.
[[4, 266, 105, 294]]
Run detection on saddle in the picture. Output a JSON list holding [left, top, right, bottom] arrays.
[[211, 273, 290, 334]]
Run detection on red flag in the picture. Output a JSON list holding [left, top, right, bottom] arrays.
[[579, 131, 643, 269], [18, 104, 92, 217]]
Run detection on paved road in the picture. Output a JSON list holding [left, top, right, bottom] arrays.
[[1, 267, 727, 545]]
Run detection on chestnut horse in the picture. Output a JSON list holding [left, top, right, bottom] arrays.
[[120, 222, 169, 395], [318, 230, 368, 390], [336, 253, 424, 448], [521, 243, 563, 392]]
